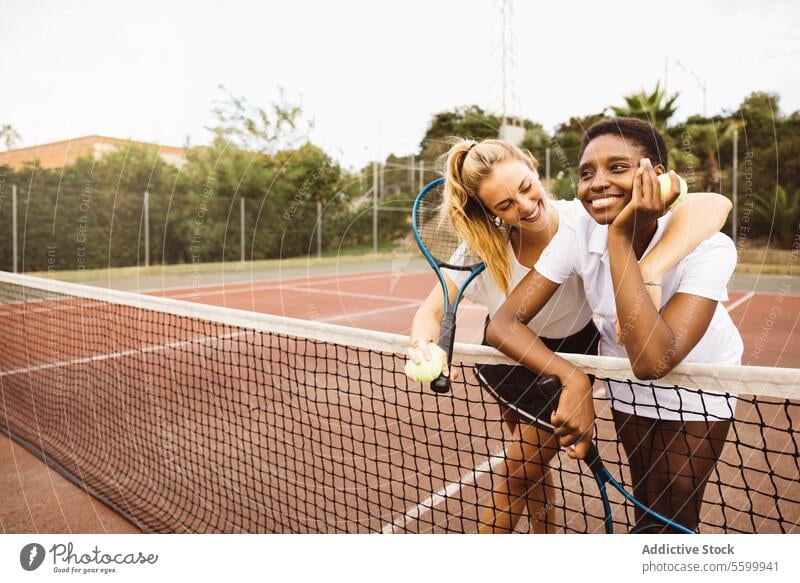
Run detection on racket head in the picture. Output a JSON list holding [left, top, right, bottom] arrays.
[[412, 178, 483, 272]]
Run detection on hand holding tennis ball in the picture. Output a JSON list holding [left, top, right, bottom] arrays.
[[405, 341, 450, 383], [404, 355, 443, 382], [658, 171, 688, 209]]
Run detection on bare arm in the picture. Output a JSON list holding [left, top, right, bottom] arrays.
[[640, 191, 732, 284], [485, 271, 565, 375], [486, 270, 595, 459], [609, 162, 720, 379], [409, 283, 450, 345], [615, 186, 731, 345], [407, 276, 460, 377]]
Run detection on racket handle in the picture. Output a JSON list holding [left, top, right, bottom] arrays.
[[430, 311, 457, 394], [584, 442, 606, 478], [538, 375, 606, 476], [430, 374, 450, 393], [535, 374, 562, 396]]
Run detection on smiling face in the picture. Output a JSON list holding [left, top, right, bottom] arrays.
[[476, 159, 550, 234], [577, 134, 665, 224]]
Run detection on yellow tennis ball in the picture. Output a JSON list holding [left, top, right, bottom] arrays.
[[658, 172, 688, 201], [405, 357, 443, 383]]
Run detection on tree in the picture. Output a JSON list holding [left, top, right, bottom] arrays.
[[738, 92, 780, 133], [519, 122, 552, 163], [548, 113, 607, 198], [3, 144, 186, 271], [208, 86, 312, 154], [610, 83, 678, 131], [418, 106, 502, 162], [675, 116, 742, 193], [753, 186, 800, 247]]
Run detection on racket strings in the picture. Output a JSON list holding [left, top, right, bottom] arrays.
[[415, 184, 485, 269]]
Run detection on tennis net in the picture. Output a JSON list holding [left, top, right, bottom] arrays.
[[0, 272, 798, 533]]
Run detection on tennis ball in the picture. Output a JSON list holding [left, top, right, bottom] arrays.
[[658, 172, 688, 200], [405, 357, 443, 383]]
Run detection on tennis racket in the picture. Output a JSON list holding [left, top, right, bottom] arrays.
[[474, 370, 695, 534], [412, 178, 485, 393]]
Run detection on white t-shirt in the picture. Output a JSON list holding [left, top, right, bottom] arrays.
[[443, 198, 594, 340], [535, 211, 744, 421]]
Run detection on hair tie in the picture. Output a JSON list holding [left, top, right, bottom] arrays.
[[458, 142, 477, 176]]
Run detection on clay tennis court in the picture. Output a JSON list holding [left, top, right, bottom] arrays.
[[1, 267, 798, 533], [151, 268, 800, 368]]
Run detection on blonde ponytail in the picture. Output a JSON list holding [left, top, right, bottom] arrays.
[[441, 138, 539, 294]]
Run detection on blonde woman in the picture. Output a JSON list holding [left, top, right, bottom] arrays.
[[405, 138, 732, 533]]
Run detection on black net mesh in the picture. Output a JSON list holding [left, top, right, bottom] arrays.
[[0, 275, 797, 533]]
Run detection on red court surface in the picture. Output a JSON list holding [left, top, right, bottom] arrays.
[[2, 268, 798, 534], [154, 269, 800, 368], [152, 270, 490, 344]]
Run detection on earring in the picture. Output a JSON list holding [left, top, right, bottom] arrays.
[[493, 216, 503, 227]]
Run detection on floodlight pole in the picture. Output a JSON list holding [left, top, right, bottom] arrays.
[[675, 60, 708, 117]]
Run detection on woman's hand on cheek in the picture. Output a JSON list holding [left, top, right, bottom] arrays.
[[609, 158, 664, 239]]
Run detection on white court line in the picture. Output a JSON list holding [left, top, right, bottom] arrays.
[[312, 294, 486, 322], [281, 285, 425, 305], [381, 446, 508, 534], [725, 291, 755, 313], [163, 270, 424, 299], [165, 282, 486, 322], [0, 332, 242, 378], [281, 285, 486, 312], [320, 302, 420, 323], [143, 269, 409, 295]]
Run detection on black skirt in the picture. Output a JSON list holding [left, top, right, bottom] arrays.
[[475, 318, 600, 427]]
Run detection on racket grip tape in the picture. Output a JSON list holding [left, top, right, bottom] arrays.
[[537, 375, 606, 477], [430, 310, 457, 394], [584, 442, 607, 479]]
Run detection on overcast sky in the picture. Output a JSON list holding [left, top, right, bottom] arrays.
[[1, 0, 799, 169]]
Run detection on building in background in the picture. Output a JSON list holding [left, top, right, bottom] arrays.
[[0, 135, 186, 170]]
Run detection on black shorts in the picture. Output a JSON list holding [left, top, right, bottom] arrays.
[[475, 318, 600, 427]]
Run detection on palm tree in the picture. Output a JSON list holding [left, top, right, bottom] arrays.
[[610, 83, 679, 131], [680, 118, 744, 193], [753, 186, 800, 247], [0, 124, 21, 150]]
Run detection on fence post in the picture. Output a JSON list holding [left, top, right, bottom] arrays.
[[732, 129, 738, 243], [373, 161, 378, 254], [317, 200, 322, 259], [143, 190, 150, 267], [12, 184, 18, 273], [241, 196, 246, 262]]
